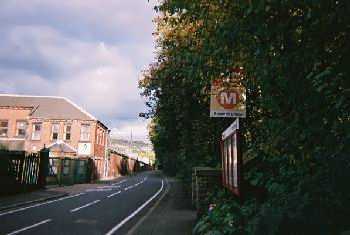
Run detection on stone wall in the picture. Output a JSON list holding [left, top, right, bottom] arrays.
[[192, 167, 222, 217]]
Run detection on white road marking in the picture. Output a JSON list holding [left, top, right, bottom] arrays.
[[97, 185, 121, 189], [111, 179, 126, 186], [6, 219, 52, 235], [107, 190, 122, 198], [85, 188, 113, 192], [70, 200, 100, 213], [105, 179, 164, 235], [124, 182, 140, 191], [0, 193, 85, 217]]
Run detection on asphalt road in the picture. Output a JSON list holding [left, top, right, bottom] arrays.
[[0, 171, 164, 235]]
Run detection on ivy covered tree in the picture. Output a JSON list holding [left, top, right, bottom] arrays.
[[140, 0, 350, 232]]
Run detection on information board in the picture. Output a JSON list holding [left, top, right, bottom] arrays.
[[221, 119, 241, 196]]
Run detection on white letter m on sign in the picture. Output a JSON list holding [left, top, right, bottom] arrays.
[[220, 92, 237, 105]]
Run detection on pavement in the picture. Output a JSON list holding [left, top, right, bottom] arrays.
[[128, 177, 196, 235], [0, 173, 196, 235]]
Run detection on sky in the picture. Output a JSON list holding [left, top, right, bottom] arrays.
[[0, 1, 158, 142]]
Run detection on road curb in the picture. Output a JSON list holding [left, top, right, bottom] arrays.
[[0, 192, 69, 212]]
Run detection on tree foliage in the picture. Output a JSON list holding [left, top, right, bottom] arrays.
[[140, 0, 350, 232]]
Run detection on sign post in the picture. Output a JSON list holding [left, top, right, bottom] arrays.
[[210, 66, 245, 197]]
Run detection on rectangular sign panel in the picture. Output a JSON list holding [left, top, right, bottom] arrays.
[[78, 143, 91, 155], [210, 79, 246, 118], [221, 119, 241, 196], [222, 118, 239, 140]]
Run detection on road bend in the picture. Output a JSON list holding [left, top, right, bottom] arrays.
[[0, 171, 165, 235]]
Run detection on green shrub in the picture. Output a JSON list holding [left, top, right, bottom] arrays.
[[193, 191, 244, 235]]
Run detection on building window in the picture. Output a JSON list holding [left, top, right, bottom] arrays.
[[0, 120, 8, 137], [32, 123, 42, 140], [64, 125, 71, 141], [16, 121, 27, 137], [80, 124, 90, 141], [51, 124, 59, 141]]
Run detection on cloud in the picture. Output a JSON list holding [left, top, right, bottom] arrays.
[[0, 1, 157, 142], [110, 119, 150, 142], [0, 25, 145, 117], [0, 70, 52, 94], [0, 1, 157, 51]]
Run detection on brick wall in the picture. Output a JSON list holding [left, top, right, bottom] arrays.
[[0, 107, 109, 158], [108, 152, 123, 177], [127, 158, 136, 174], [0, 107, 31, 138], [27, 119, 97, 155]]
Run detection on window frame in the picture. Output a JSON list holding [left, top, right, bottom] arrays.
[[80, 124, 91, 142], [64, 125, 72, 141], [0, 120, 9, 137], [31, 123, 42, 141], [51, 123, 60, 141], [16, 120, 27, 137]]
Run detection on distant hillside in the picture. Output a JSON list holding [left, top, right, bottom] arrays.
[[110, 139, 155, 163], [111, 139, 151, 149]]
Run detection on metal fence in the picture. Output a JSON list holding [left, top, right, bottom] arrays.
[[0, 150, 49, 195]]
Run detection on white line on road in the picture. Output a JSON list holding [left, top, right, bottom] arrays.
[[112, 179, 127, 186], [124, 186, 131, 191], [97, 185, 121, 189], [6, 219, 52, 235], [86, 188, 113, 192], [124, 178, 146, 191], [0, 193, 85, 217], [105, 179, 164, 235], [107, 190, 122, 198], [70, 200, 100, 213]]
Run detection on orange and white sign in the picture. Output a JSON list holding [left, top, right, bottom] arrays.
[[210, 79, 246, 118]]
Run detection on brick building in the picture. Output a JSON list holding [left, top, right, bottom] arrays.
[[0, 94, 110, 177]]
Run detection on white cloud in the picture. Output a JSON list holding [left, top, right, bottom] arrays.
[[0, 25, 149, 140], [1, 25, 144, 116], [110, 119, 150, 142], [0, 1, 157, 142]]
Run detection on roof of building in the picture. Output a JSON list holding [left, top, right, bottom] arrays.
[[0, 94, 96, 121], [47, 141, 77, 153]]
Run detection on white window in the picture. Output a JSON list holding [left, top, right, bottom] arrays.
[[64, 125, 71, 141], [0, 120, 8, 137], [32, 123, 42, 140], [80, 124, 90, 141], [51, 124, 59, 140], [16, 121, 27, 137]]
